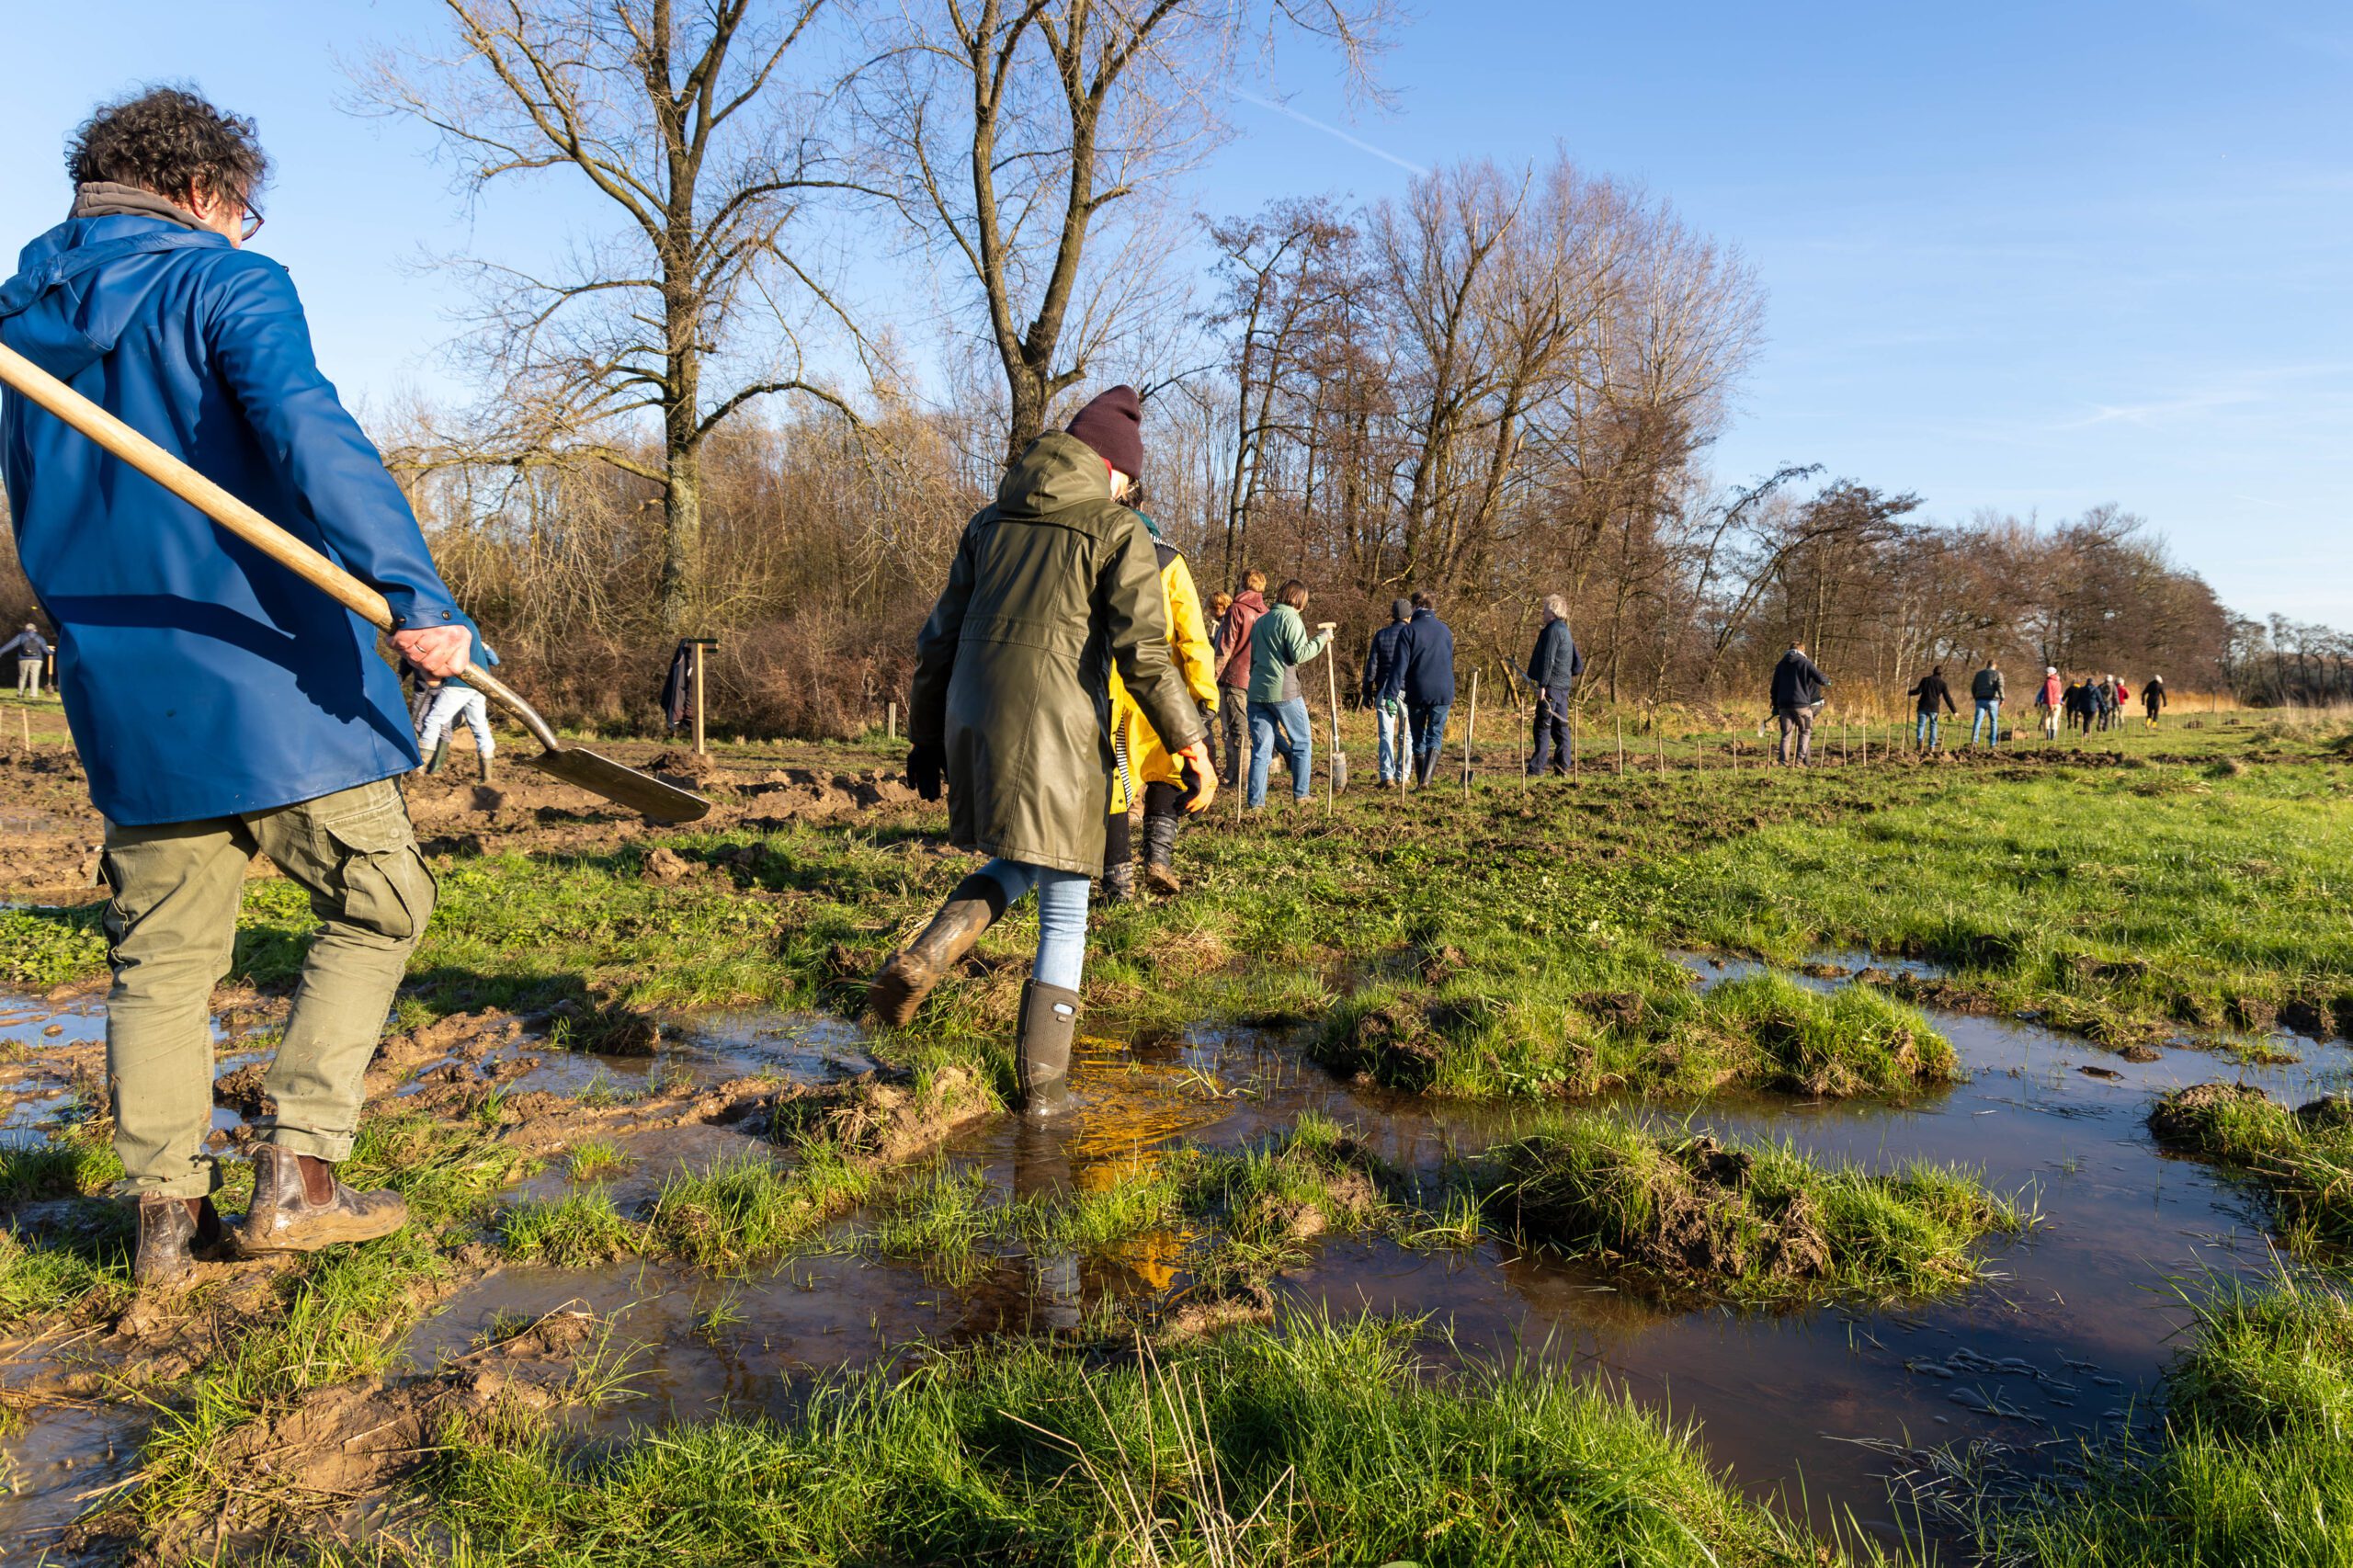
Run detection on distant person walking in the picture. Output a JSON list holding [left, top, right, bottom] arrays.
[[2036, 666, 2062, 740], [1768, 642, 1829, 766], [1213, 573, 1267, 789], [1245, 579, 1333, 809], [1907, 665, 1955, 749], [2064, 678, 2096, 735], [1970, 660, 2005, 746], [1202, 590, 1233, 775], [2, 621, 50, 696], [1382, 591, 1457, 787], [1524, 594, 1584, 778], [2094, 675, 2118, 733], [2143, 675, 2166, 727], [1361, 597, 1413, 786], [415, 665, 496, 783]]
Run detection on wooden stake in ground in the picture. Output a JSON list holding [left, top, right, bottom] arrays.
[[1324, 652, 1346, 813], [1656, 721, 1665, 778], [692, 642, 707, 756], [1461, 671, 1479, 796], [1616, 714, 1624, 777], [1570, 705, 1579, 780], [886, 700, 897, 742], [18, 707, 28, 752]]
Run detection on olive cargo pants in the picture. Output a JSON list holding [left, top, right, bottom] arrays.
[[99, 778, 434, 1198]]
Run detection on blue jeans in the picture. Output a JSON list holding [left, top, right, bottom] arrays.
[[1972, 699, 2000, 745], [1246, 698, 1313, 807], [1408, 700, 1451, 785], [1914, 711, 1940, 748], [979, 859, 1090, 991], [1375, 698, 1404, 783]]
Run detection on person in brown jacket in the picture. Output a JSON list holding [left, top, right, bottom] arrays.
[[870, 387, 1214, 1111], [1212, 571, 1267, 787]]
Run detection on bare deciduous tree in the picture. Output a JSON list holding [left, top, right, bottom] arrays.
[[851, 0, 1392, 464], [358, 0, 868, 631]]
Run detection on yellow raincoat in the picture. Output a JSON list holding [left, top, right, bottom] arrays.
[[1108, 534, 1218, 813]]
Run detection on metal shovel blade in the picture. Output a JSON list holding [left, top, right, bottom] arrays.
[[523, 744, 710, 822]]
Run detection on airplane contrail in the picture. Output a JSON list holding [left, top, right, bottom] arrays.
[[1229, 86, 1427, 178]]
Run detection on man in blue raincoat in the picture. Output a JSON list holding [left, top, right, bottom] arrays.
[[0, 88, 479, 1283]]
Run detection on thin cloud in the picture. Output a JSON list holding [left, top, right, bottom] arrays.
[[1229, 86, 1427, 178]]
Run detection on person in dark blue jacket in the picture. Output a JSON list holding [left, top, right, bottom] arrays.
[[0, 89, 481, 1283], [1381, 591, 1457, 787], [1360, 597, 1412, 785], [1523, 594, 1583, 777]]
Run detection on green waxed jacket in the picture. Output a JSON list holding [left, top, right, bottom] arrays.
[[910, 433, 1205, 876], [1245, 602, 1332, 704]]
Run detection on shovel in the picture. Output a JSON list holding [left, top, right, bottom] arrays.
[[0, 341, 710, 823], [1324, 649, 1348, 800]]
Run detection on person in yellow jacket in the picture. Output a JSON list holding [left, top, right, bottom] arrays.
[[1103, 509, 1219, 899]]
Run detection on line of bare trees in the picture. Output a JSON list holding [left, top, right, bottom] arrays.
[[0, 1, 2321, 733]]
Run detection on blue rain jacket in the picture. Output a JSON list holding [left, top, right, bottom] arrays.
[[1381, 607, 1457, 707], [0, 215, 475, 825]]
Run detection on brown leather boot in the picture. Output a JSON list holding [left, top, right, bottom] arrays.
[[1015, 980, 1080, 1115], [237, 1146, 408, 1255], [868, 873, 1008, 1027], [133, 1196, 227, 1286]]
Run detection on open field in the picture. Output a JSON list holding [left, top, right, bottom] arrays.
[[2, 700, 2349, 1563]]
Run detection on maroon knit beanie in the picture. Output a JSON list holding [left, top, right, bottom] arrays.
[[1064, 385, 1143, 478]]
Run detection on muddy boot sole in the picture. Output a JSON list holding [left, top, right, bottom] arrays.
[[1144, 863, 1181, 896], [868, 952, 940, 1029]]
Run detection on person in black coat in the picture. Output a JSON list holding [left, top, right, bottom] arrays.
[[1361, 598, 1413, 785], [1524, 594, 1584, 777], [1907, 665, 1956, 750], [1768, 642, 1830, 765]]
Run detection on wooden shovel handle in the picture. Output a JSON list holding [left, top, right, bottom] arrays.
[[0, 341, 559, 747], [0, 340, 396, 631]]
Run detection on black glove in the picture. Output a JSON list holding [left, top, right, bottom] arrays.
[[907, 743, 946, 802]]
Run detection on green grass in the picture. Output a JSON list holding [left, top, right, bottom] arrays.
[[1488, 1113, 2023, 1302], [646, 1144, 873, 1270], [418, 1312, 1836, 1567], [2147, 1083, 2353, 1249], [501, 1190, 642, 1267], [1975, 1276, 2353, 1565]]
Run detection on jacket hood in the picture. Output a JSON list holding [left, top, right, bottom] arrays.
[[1233, 589, 1266, 610], [996, 431, 1112, 517], [0, 215, 228, 382]]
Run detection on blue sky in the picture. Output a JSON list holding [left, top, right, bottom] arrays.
[[4, 1, 2347, 621]]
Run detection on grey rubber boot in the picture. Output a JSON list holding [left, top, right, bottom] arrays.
[[1015, 980, 1081, 1114], [1098, 860, 1136, 903], [476, 750, 494, 784], [869, 873, 1010, 1026], [1142, 811, 1181, 896], [425, 735, 449, 775]]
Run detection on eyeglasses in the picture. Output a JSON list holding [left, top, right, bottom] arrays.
[[238, 206, 265, 243]]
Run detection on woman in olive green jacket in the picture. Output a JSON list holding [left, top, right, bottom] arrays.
[[870, 388, 1213, 1110]]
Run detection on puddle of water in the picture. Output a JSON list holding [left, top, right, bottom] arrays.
[[0, 1397, 146, 1557], [475, 1011, 880, 1102]]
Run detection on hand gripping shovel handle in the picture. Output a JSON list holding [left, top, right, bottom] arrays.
[[0, 340, 709, 822]]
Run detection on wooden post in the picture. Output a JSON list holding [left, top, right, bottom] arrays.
[[691, 642, 707, 756], [1616, 714, 1624, 777], [1570, 704, 1579, 780], [1656, 721, 1665, 778], [1461, 672, 1479, 796], [886, 700, 897, 742], [17, 707, 28, 752]]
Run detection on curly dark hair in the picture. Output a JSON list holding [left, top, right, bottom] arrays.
[[66, 85, 269, 214]]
